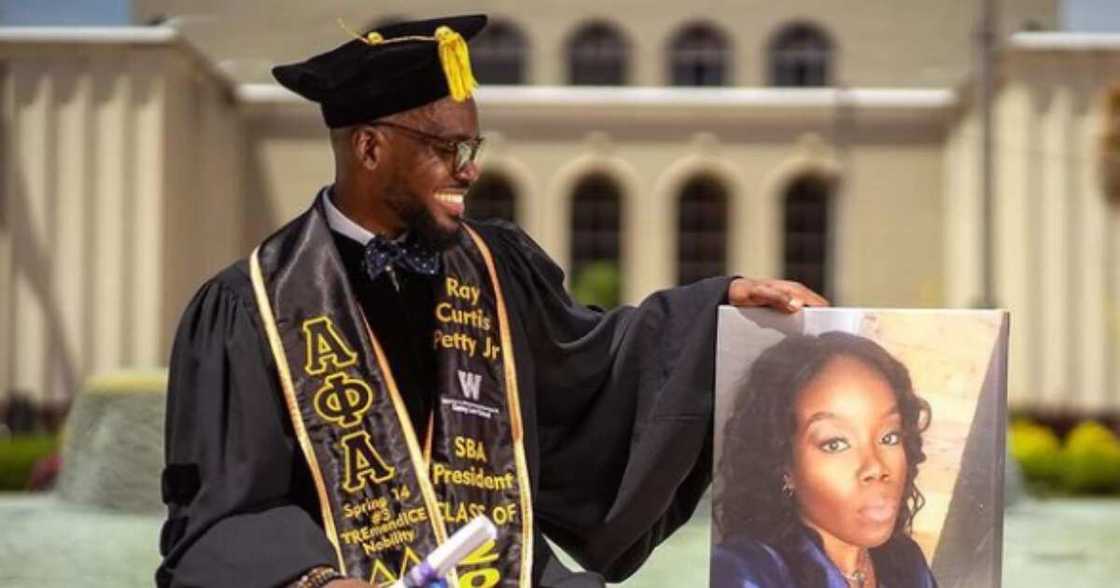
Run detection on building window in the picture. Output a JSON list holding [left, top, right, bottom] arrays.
[[471, 20, 528, 85], [769, 22, 833, 87], [570, 173, 623, 307], [669, 22, 731, 86], [466, 172, 517, 223], [568, 21, 629, 86], [783, 175, 831, 298], [677, 175, 728, 284]]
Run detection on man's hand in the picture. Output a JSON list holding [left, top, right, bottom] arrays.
[[324, 579, 369, 588], [727, 278, 829, 313]]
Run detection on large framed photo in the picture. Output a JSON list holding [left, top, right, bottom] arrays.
[[711, 308, 1009, 588]]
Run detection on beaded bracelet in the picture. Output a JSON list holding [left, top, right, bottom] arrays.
[[292, 566, 344, 588]]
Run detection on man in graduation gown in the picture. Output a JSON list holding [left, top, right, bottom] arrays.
[[156, 14, 827, 588]]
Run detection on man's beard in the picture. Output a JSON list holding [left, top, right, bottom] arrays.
[[404, 205, 461, 251], [389, 189, 461, 251]]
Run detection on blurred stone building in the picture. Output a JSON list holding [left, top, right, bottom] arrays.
[[2, 0, 1119, 420]]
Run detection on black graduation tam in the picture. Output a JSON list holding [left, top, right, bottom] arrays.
[[273, 15, 488, 128]]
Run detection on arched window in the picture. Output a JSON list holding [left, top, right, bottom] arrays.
[[567, 21, 629, 86], [471, 20, 528, 85], [466, 172, 518, 223], [669, 22, 731, 87], [677, 175, 729, 284], [783, 175, 832, 298], [769, 22, 833, 87], [570, 173, 623, 307]]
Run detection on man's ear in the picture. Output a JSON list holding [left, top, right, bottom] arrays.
[[352, 126, 383, 171]]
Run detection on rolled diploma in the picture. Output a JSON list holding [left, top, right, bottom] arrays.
[[393, 516, 499, 588]]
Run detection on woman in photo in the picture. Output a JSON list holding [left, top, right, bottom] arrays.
[[712, 332, 936, 588]]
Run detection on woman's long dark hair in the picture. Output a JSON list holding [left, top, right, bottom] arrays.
[[713, 331, 930, 584]]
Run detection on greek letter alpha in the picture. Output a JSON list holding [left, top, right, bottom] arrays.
[[341, 430, 396, 492], [303, 316, 358, 375]]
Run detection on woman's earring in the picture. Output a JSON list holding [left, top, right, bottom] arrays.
[[781, 475, 795, 497]]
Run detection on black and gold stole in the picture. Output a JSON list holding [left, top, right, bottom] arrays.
[[249, 203, 532, 587]]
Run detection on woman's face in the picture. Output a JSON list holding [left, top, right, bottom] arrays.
[[789, 355, 908, 550]]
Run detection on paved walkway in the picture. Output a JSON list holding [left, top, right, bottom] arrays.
[[2, 492, 1119, 586]]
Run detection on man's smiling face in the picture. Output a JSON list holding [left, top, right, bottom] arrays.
[[374, 97, 481, 249]]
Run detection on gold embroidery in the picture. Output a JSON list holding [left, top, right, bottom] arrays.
[[340, 430, 397, 493], [312, 372, 375, 428], [303, 316, 359, 375], [250, 249, 346, 573]]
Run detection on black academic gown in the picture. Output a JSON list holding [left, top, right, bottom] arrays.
[[157, 219, 732, 587]]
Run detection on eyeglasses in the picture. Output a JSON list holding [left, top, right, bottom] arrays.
[[366, 120, 484, 174]]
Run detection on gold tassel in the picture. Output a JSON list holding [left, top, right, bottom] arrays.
[[335, 20, 476, 100], [435, 25, 477, 101]]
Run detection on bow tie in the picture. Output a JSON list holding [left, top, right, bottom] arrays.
[[362, 234, 441, 282]]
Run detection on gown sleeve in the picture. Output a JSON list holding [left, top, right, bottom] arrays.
[[477, 221, 733, 582], [156, 262, 336, 588]]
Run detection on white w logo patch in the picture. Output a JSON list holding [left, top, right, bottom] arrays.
[[457, 370, 482, 401]]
